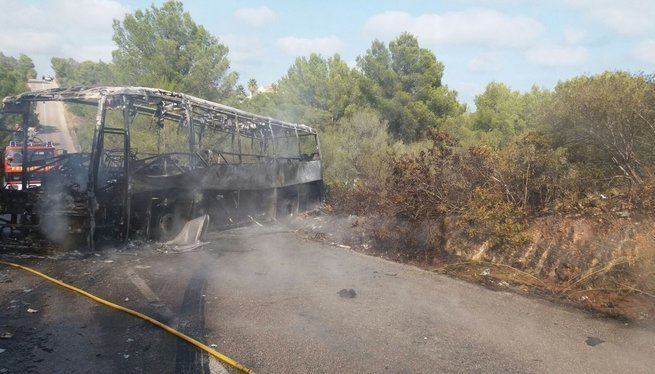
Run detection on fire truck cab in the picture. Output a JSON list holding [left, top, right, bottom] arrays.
[[2, 140, 58, 190]]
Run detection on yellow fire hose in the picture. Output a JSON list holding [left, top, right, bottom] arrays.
[[0, 260, 254, 374]]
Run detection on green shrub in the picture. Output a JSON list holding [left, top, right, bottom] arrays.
[[321, 111, 391, 187]]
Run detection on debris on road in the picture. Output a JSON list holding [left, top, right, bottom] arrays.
[[163, 214, 210, 252], [338, 289, 357, 298], [0, 270, 10, 283], [0, 332, 13, 339], [585, 337, 605, 346], [26, 308, 38, 313]]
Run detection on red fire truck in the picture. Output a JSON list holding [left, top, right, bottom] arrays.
[[2, 140, 58, 189]]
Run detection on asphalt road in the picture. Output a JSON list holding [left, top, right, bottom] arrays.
[[1, 224, 654, 373], [26, 80, 78, 153]]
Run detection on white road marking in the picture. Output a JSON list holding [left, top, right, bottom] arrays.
[[126, 270, 160, 303]]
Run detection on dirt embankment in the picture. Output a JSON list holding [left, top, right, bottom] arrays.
[[293, 210, 655, 325]]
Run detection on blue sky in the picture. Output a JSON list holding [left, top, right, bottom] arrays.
[[1, 0, 654, 106]]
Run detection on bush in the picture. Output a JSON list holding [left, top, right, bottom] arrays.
[[458, 187, 531, 251], [321, 111, 391, 187], [494, 132, 574, 212]]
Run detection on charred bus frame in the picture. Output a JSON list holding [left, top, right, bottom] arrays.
[[0, 86, 323, 249]]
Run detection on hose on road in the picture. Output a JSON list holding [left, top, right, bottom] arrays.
[[0, 260, 254, 373]]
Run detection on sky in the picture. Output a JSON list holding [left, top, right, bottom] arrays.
[[1, 0, 654, 107]]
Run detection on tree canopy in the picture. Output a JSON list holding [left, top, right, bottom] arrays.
[[544, 71, 655, 184], [51, 57, 115, 86], [111, 0, 237, 100], [357, 33, 464, 142], [0, 53, 38, 137], [0, 53, 35, 98], [271, 53, 360, 125]]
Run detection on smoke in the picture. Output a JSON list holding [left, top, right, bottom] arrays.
[[37, 153, 91, 248], [37, 188, 73, 245]]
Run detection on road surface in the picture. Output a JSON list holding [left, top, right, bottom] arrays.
[[26, 79, 78, 153], [1, 224, 654, 373]]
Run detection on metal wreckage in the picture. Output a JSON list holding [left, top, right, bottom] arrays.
[[0, 86, 323, 250]]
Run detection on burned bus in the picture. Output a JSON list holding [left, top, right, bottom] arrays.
[[0, 86, 322, 249]]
